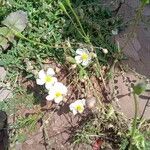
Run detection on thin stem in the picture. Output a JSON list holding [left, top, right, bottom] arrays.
[[78, 64, 103, 107], [67, 4, 87, 37], [129, 93, 138, 150], [61, 7, 86, 39]]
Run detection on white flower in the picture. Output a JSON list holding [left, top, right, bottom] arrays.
[[102, 48, 108, 54], [36, 68, 57, 90], [46, 82, 67, 103], [69, 99, 86, 115], [75, 48, 92, 66]]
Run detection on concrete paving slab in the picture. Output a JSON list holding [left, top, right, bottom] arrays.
[[111, 72, 150, 119]]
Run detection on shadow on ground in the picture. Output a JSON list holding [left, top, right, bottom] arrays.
[[0, 111, 9, 150]]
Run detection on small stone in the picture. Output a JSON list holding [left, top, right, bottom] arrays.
[[86, 97, 96, 109], [0, 67, 6, 80], [15, 142, 23, 150], [70, 64, 77, 69], [55, 67, 61, 73], [25, 139, 34, 145], [0, 89, 13, 101]]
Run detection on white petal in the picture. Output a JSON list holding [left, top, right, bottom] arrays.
[[53, 82, 63, 90], [72, 109, 77, 115], [36, 79, 45, 85], [69, 104, 77, 115], [61, 85, 67, 95], [76, 48, 89, 55], [75, 56, 82, 64], [48, 88, 56, 95], [45, 77, 58, 90], [46, 94, 54, 101], [54, 96, 63, 103], [81, 99, 86, 105], [76, 48, 84, 55], [73, 100, 85, 106], [45, 83, 53, 90], [82, 60, 91, 66], [47, 68, 55, 76], [82, 48, 89, 54], [69, 103, 75, 110], [53, 77, 58, 83], [39, 70, 46, 79]]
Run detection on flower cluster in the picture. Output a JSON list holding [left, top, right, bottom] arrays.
[[36, 68, 86, 115], [36, 68, 67, 103]]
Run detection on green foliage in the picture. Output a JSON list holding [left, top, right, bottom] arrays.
[[62, 0, 123, 63], [0, 0, 65, 76], [0, 87, 36, 115], [14, 133, 27, 143], [120, 138, 129, 150], [2, 10, 28, 32], [10, 114, 41, 144], [132, 129, 146, 150], [73, 108, 128, 148], [13, 114, 39, 131]]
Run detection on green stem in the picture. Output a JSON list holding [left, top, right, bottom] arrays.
[[61, 7, 86, 39], [78, 64, 103, 106], [129, 93, 138, 150], [66, 0, 90, 43], [67, 4, 86, 36]]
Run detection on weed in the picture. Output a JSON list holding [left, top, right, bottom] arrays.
[[62, 0, 123, 63]]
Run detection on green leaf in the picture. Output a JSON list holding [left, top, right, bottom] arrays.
[[133, 83, 147, 95], [0, 27, 14, 50], [2, 10, 28, 32]]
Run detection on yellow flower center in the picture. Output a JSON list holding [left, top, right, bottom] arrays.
[[81, 53, 88, 61], [75, 105, 83, 112], [44, 75, 53, 83], [55, 92, 62, 98]]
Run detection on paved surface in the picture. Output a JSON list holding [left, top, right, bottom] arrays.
[[112, 0, 150, 119], [116, 0, 150, 77], [111, 71, 150, 119]]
